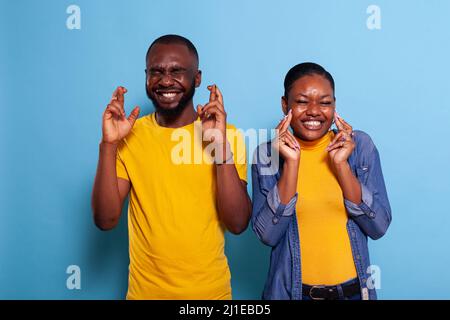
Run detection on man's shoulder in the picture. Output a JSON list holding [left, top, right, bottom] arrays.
[[225, 123, 245, 142], [133, 114, 152, 130], [225, 122, 239, 131], [119, 114, 152, 149], [124, 114, 155, 139]]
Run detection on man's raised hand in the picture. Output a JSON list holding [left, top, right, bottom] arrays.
[[102, 86, 140, 144], [197, 84, 227, 144]]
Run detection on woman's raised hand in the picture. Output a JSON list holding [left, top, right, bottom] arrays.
[[273, 110, 301, 163]]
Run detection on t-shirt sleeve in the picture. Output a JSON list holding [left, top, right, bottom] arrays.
[[116, 143, 130, 181], [228, 127, 247, 183]]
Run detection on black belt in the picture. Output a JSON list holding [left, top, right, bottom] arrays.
[[302, 279, 360, 300]]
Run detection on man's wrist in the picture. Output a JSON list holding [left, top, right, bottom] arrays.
[[213, 140, 233, 165], [100, 140, 119, 153]]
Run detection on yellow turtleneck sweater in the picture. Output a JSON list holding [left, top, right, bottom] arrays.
[[295, 131, 357, 286]]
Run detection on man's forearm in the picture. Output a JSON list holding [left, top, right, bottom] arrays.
[[215, 163, 251, 234], [91, 142, 123, 230]]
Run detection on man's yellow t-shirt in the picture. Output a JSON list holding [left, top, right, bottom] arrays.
[[295, 131, 357, 286], [116, 113, 247, 300]]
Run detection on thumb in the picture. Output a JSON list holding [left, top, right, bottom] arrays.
[[127, 106, 140, 126]]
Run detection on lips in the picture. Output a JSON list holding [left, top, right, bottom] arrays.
[[301, 119, 325, 130]]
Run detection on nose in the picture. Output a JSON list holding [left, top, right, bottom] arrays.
[[160, 73, 175, 87], [305, 101, 321, 116]]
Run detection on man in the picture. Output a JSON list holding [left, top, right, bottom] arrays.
[[91, 35, 251, 299]]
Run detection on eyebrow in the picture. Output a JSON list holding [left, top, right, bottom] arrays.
[[295, 93, 333, 99], [149, 64, 187, 70]]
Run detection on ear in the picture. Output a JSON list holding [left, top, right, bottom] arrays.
[[195, 70, 202, 88], [281, 96, 288, 115]]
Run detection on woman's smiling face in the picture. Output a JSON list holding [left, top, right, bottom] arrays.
[[282, 73, 336, 141]]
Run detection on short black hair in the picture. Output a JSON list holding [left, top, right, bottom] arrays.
[[284, 62, 335, 98], [146, 34, 199, 65]]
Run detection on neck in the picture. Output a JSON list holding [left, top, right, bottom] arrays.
[[155, 101, 197, 128]]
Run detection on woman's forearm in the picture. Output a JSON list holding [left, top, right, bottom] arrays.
[[333, 162, 362, 204], [277, 160, 300, 204]]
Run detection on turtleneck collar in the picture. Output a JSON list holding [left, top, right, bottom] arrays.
[[295, 130, 335, 151]]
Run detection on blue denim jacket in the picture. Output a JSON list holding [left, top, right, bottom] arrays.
[[251, 130, 392, 300]]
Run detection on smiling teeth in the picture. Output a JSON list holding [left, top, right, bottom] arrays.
[[304, 121, 321, 127], [161, 92, 177, 98]]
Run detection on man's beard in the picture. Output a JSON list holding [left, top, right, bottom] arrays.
[[146, 80, 196, 117]]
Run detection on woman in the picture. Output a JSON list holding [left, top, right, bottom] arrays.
[[251, 62, 391, 300]]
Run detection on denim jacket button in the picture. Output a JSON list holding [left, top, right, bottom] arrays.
[[272, 217, 279, 224]]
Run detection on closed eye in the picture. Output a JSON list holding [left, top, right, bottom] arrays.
[[149, 68, 163, 75], [171, 67, 186, 74]]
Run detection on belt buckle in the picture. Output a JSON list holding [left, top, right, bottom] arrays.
[[309, 285, 326, 300]]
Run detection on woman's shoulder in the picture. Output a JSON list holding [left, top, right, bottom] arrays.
[[252, 140, 281, 175], [254, 140, 273, 160], [352, 130, 376, 151]]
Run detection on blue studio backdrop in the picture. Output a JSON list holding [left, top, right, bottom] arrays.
[[1, 0, 450, 299]]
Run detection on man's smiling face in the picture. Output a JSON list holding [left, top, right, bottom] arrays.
[[146, 43, 201, 115]]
